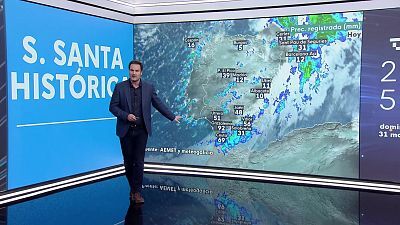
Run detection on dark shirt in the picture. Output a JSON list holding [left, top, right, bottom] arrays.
[[130, 80, 144, 127]]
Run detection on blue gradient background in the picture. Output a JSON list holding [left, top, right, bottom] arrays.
[[5, 0, 133, 189]]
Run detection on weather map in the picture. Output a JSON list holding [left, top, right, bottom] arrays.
[[135, 12, 363, 178]]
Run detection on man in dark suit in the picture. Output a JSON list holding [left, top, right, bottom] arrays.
[[109, 60, 181, 204]]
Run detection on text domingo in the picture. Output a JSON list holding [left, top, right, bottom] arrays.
[[11, 36, 128, 100]]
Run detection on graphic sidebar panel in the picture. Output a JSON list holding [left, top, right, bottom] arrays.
[[135, 12, 363, 179], [5, 0, 133, 189], [0, 0, 7, 192], [1, 0, 7, 223], [360, 8, 400, 183]]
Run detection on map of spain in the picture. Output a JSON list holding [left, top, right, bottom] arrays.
[[135, 12, 362, 178]]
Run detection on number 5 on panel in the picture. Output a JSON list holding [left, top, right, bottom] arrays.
[[380, 89, 395, 110], [380, 61, 396, 111]]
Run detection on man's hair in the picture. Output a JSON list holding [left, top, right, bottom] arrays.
[[129, 60, 143, 71]]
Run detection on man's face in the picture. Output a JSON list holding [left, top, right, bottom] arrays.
[[129, 63, 142, 82]]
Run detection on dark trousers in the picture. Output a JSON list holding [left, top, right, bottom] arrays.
[[119, 126, 148, 194], [124, 204, 143, 225]]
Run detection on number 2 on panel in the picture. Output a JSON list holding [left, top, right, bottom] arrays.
[[380, 60, 396, 111]]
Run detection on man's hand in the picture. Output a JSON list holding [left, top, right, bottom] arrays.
[[174, 115, 182, 123], [127, 114, 137, 122]]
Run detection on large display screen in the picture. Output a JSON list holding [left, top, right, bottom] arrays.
[[136, 12, 363, 179], [5, 0, 133, 189], [3, 0, 400, 190]]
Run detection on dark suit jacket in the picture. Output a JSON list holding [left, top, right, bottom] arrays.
[[109, 79, 175, 137]]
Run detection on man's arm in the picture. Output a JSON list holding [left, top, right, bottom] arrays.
[[109, 83, 129, 121], [150, 85, 176, 121]]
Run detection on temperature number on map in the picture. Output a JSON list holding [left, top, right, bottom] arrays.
[[237, 130, 246, 136], [233, 40, 249, 51], [217, 137, 226, 143], [184, 37, 199, 49], [298, 44, 307, 51], [234, 105, 244, 115], [243, 120, 252, 127], [217, 125, 226, 131], [236, 76, 245, 82], [256, 93, 265, 99], [296, 56, 306, 63], [213, 115, 222, 121], [262, 81, 271, 89]]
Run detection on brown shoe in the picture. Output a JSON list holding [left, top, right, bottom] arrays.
[[129, 192, 135, 202], [133, 192, 144, 204]]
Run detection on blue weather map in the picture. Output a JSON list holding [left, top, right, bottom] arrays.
[[135, 12, 362, 178]]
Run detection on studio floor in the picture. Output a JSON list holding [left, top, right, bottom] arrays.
[[2, 172, 400, 225]]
